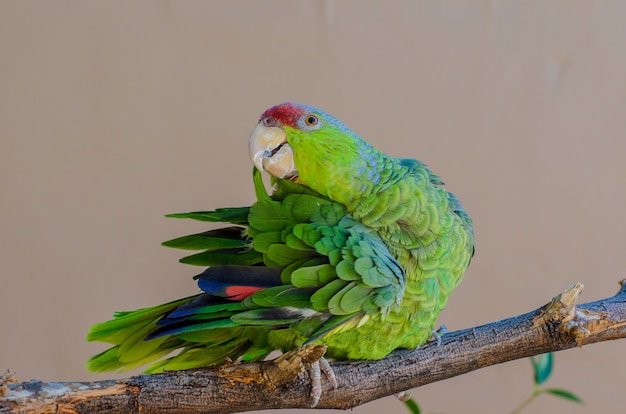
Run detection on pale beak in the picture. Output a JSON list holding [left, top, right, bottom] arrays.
[[248, 123, 298, 179]]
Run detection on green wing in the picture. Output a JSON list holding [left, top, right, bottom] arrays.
[[87, 168, 405, 372], [226, 169, 406, 338]]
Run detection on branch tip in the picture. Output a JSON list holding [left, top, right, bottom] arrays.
[[533, 283, 583, 328], [0, 370, 18, 398], [532, 282, 626, 346]]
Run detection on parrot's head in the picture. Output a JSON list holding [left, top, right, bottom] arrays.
[[249, 102, 382, 206]]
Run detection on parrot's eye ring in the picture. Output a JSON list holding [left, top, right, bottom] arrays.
[[262, 116, 277, 127], [303, 114, 320, 129]]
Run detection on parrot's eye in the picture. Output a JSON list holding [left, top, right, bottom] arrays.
[[262, 116, 277, 127], [303, 114, 320, 129]]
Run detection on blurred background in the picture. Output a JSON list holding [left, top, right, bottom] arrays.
[[2, 1, 625, 412]]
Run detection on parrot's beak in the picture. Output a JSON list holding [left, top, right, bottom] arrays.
[[248, 123, 298, 179]]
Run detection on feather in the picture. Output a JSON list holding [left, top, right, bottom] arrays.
[[231, 307, 315, 326], [162, 226, 246, 251], [178, 250, 261, 266], [165, 207, 250, 224], [195, 265, 282, 298]]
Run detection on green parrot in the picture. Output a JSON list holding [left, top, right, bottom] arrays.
[[87, 102, 474, 398]]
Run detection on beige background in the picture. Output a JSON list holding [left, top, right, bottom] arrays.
[[2, 1, 626, 413]]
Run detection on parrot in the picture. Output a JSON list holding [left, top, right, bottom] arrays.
[[87, 102, 474, 403]]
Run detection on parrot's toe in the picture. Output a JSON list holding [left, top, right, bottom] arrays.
[[309, 356, 337, 407], [429, 325, 449, 346], [319, 356, 337, 389]]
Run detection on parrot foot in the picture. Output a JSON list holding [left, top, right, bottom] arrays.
[[429, 324, 449, 346], [309, 354, 337, 406], [273, 345, 335, 407]]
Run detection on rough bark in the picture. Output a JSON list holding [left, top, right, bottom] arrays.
[[2, 280, 626, 414]]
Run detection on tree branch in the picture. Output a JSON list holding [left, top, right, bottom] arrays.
[[3, 280, 626, 414]]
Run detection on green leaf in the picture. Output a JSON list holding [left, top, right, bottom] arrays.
[[544, 388, 583, 404], [400, 396, 421, 414], [531, 352, 553, 385]]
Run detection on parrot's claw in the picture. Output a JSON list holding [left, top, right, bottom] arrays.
[[309, 355, 337, 406], [429, 324, 449, 346], [319, 355, 337, 388]]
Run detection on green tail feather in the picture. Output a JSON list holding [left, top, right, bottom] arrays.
[[165, 207, 250, 224], [178, 249, 262, 266], [161, 227, 247, 251], [87, 297, 196, 345], [86, 297, 196, 372]]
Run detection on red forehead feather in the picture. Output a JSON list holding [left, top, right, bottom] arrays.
[[260, 103, 306, 128]]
